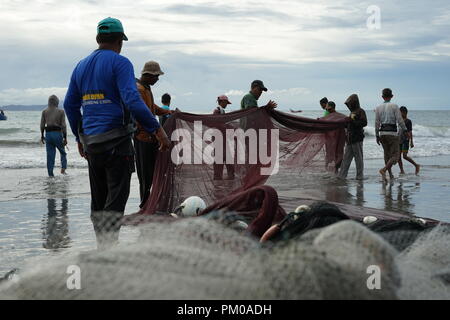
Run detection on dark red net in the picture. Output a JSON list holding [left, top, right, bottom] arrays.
[[135, 107, 348, 217]]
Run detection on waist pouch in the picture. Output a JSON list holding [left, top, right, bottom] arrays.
[[380, 123, 397, 132], [79, 124, 135, 155], [45, 125, 61, 132]]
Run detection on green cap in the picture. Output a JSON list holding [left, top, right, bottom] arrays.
[[97, 17, 128, 41]]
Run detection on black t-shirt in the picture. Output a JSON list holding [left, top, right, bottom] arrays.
[[400, 119, 412, 142]]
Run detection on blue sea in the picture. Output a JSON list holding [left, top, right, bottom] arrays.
[[1, 110, 450, 169]]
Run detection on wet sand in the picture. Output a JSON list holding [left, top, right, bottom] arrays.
[[1, 154, 450, 274]]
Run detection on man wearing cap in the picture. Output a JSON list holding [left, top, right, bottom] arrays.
[[240, 80, 277, 110], [134, 60, 173, 207], [214, 95, 231, 114], [64, 17, 170, 247], [212, 95, 235, 180]]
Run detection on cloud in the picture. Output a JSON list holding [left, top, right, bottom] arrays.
[[225, 87, 310, 97], [225, 90, 245, 96], [163, 3, 292, 20], [0, 87, 67, 105], [0, 0, 449, 108], [267, 88, 311, 96]]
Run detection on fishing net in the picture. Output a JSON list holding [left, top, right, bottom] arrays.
[[126, 107, 347, 221], [1, 210, 449, 299]]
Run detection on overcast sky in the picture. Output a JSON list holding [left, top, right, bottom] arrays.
[[0, 0, 449, 111]]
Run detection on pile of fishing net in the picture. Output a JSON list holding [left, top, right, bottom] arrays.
[[1, 198, 449, 300]]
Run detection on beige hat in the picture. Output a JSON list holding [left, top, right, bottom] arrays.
[[141, 61, 164, 76]]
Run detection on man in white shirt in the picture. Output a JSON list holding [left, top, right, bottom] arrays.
[[375, 88, 407, 182]]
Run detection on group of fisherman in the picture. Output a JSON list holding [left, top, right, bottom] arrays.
[[37, 17, 420, 246]]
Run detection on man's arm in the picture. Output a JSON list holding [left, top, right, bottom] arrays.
[[375, 107, 380, 136], [60, 110, 68, 144], [374, 107, 381, 145], [115, 57, 160, 134], [63, 69, 82, 142], [40, 111, 46, 144], [153, 104, 172, 116], [115, 57, 170, 151], [352, 109, 367, 128], [408, 120, 414, 147]]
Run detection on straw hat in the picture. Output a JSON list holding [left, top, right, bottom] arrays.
[[141, 61, 164, 75]]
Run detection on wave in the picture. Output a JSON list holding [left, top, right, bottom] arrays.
[[0, 163, 88, 169], [0, 139, 40, 147], [364, 125, 450, 138], [0, 128, 22, 135]]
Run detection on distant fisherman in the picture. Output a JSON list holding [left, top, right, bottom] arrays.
[[338, 94, 367, 180], [40, 95, 67, 177], [375, 88, 407, 182], [214, 94, 231, 115], [240, 80, 277, 130], [240, 80, 277, 110], [64, 17, 170, 247]]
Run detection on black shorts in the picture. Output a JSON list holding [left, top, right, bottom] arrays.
[[400, 140, 409, 153]]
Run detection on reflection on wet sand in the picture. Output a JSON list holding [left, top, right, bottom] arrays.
[[41, 177, 71, 250], [42, 198, 71, 250], [323, 180, 365, 208], [381, 181, 420, 215]]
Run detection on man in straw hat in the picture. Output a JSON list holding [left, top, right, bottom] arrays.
[[134, 60, 173, 207]]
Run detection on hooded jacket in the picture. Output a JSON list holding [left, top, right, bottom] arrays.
[[40, 95, 67, 139], [345, 94, 367, 144]]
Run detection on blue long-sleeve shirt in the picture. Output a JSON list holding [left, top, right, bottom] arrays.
[[64, 49, 160, 141]]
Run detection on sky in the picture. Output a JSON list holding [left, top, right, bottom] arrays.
[[0, 0, 449, 112]]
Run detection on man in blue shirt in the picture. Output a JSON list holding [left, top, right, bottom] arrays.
[[64, 17, 170, 247]]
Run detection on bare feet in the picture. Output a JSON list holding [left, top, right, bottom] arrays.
[[415, 164, 420, 175], [379, 168, 387, 182]]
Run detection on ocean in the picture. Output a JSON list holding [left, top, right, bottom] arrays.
[[0, 108, 450, 275], [1, 110, 450, 169]]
